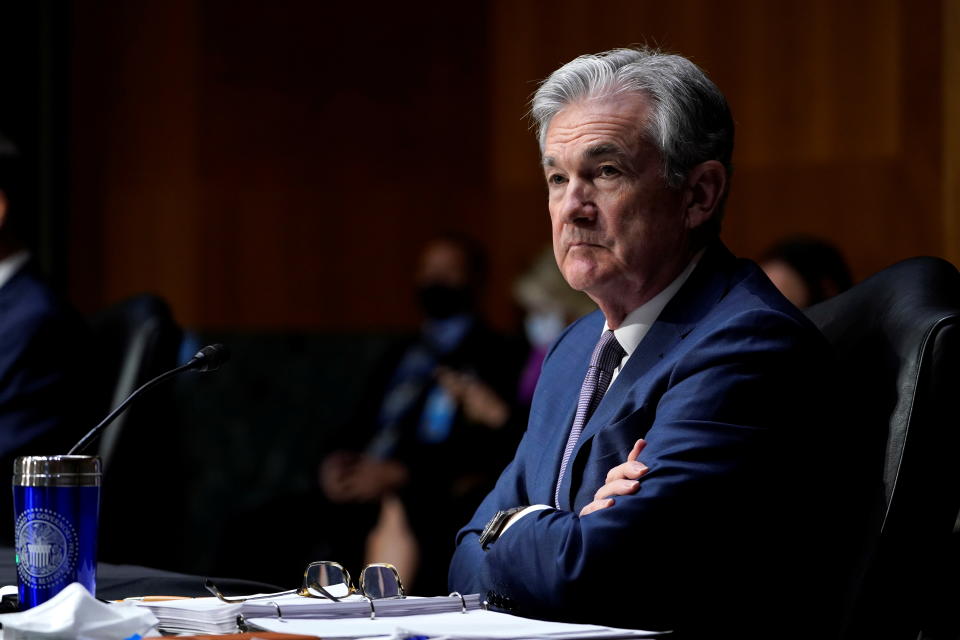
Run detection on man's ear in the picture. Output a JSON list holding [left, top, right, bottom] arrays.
[[682, 160, 727, 230]]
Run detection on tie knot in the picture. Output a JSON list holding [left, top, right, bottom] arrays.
[[590, 330, 625, 374]]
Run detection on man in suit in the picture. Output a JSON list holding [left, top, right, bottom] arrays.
[[0, 132, 90, 461], [448, 48, 867, 638]]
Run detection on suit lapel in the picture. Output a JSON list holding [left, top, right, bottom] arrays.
[[556, 242, 738, 510], [531, 312, 602, 505]]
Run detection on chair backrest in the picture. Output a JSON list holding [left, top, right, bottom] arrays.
[[805, 256, 960, 640], [87, 294, 182, 470], [87, 294, 188, 568]]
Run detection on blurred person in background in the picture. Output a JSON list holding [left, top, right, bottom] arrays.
[[320, 234, 525, 594], [0, 131, 92, 541], [513, 246, 596, 407], [759, 235, 852, 308]]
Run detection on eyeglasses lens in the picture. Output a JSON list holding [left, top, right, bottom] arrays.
[[304, 562, 351, 599], [360, 565, 401, 599]]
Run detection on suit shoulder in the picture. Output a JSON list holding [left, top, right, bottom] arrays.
[[1, 270, 61, 320], [0, 269, 83, 345], [718, 258, 826, 340]]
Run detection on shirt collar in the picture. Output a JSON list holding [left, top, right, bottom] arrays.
[[604, 249, 704, 357], [0, 250, 30, 291]]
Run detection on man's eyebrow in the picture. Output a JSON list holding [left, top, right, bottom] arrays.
[[586, 143, 627, 159], [541, 144, 628, 169]]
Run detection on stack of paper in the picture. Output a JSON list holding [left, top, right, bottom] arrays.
[[135, 597, 241, 635], [133, 592, 663, 638], [133, 592, 481, 635], [246, 609, 664, 639], [241, 592, 482, 619]]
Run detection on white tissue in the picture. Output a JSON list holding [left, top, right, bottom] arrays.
[[0, 583, 159, 640]]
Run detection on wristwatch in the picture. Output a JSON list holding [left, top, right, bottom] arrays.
[[479, 506, 527, 550]]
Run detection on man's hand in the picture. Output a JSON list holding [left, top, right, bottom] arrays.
[[320, 451, 409, 503], [436, 367, 510, 429], [579, 439, 648, 517]]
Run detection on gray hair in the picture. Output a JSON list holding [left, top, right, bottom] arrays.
[[531, 47, 734, 227]]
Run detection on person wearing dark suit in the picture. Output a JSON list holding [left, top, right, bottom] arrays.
[[448, 49, 868, 639], [0, 133, 91, 461], [0, 259, 89, 455]]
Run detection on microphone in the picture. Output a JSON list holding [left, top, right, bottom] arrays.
[[67, 344, 231, 455], [186, 343, 230, 372]]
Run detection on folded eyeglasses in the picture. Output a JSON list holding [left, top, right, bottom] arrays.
[[205, 561, 405, 604]]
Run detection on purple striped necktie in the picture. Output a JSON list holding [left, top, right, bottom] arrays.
[[554, 329, 626, 509]]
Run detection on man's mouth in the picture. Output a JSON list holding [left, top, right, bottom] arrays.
[[563, 228, 604, 249]]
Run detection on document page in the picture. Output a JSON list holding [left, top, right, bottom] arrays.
[[247, 609, 664, 639]]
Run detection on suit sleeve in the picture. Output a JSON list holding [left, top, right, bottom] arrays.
[[447, 315, 592, 595], [451, 310, 834, 626], [447, 423, 539, 594]]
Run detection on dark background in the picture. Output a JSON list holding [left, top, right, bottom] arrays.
[[2, 0, 957, 333], [0, 0, 958, 581]]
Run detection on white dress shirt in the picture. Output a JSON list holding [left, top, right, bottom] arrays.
[[606, 250, 703, 384], [0, 249, 30, 291]]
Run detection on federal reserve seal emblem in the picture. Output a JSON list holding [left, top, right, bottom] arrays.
[[15, 508, 78, 588]]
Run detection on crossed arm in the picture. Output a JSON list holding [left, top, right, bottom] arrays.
[[577, 438, 648, 517], [448, 311, 828, 626]]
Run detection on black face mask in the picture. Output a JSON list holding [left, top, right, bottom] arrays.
[[417, 283, 472, 319]]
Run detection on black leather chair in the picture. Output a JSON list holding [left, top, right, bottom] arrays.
[[805, 257, 960, 640], [88, 294, 183, 470], [88, 294, 186, 567]]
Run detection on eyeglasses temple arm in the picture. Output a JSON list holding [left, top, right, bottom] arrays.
[[204, 579, 297, 604]]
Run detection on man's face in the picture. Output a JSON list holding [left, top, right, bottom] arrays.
[[414, 239, 476, 319], [417, 240, 470, 288], [543, 93, 692, 310]]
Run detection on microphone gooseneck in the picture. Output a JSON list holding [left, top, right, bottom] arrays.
[[67, 344, 231, 455]]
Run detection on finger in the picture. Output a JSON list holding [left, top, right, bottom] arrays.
[[626, 438, 647, 463], [341, 478, 374, 501], [622, 460, 649, 480], [604, 459, 649, 483], [579, 498, 614, 517], [438, 373, 468, 399], [593, 478, 641, 502], [435, 372, 458, 393]]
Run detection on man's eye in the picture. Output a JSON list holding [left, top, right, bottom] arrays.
[[547, 174, 567, 185], [598, 165, 620, 177]]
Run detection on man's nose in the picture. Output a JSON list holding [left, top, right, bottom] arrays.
[[558, 178, 597, 224]]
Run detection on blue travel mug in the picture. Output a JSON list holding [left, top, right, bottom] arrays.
[[12, 455, 101, 609]]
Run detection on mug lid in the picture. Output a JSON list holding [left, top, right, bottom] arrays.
[[13, 455, 102, 486]]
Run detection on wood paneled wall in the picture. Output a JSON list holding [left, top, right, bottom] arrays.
[[67, 0, 956, 331]]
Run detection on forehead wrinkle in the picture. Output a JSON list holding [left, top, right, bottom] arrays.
[[543, 134, 634, 170], [546, 120, 637, 146], [545, 123, 642, 161], [546, 94, 651, 148], [543, 97, 653, 169]]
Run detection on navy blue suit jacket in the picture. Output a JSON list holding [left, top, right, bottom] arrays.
[[0, 262, 90, 457], [449, 243, 867, 638]]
